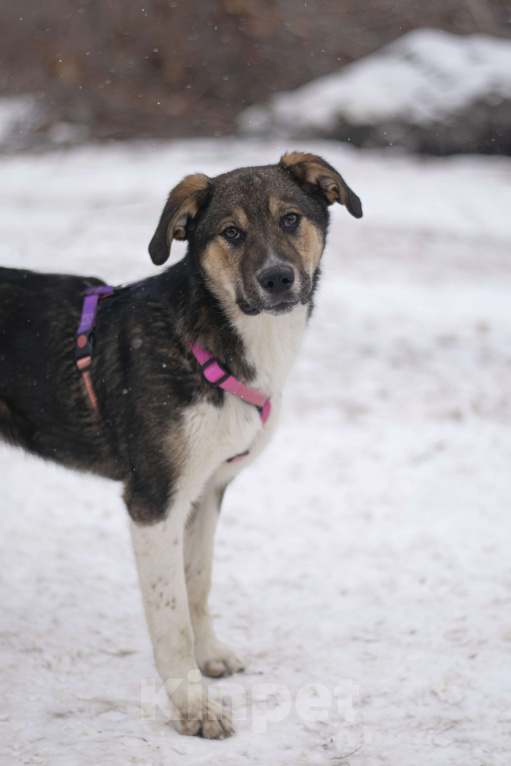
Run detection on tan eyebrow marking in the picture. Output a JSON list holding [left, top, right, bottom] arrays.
[[269, 196, 303, 218], [217, 206, 249, 232]]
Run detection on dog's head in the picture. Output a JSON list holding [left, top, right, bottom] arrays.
[[149, 152, 362, 316]]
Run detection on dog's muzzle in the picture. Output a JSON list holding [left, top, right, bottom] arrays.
[[255, 264, 301, 314]]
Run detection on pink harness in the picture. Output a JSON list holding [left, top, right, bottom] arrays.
[[76, 287, 271, 461], [187, 342, 271, 463], [188, 342, 271, 424]]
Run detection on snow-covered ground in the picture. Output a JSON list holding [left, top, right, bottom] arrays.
[[240, 29, 511, 146], [0, 139, 510, 765]]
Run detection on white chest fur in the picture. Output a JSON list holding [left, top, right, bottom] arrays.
[[179, 304, 308, 500], [231, 303, 309, 395]]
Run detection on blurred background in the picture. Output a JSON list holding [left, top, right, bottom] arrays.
[[0, 0, 510, 153]]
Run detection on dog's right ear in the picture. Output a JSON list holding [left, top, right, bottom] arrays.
[[149, 173, 211, 265]]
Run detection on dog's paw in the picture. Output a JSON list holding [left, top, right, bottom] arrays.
[[174, 692, 234, 739], [195, 639, 245, 678]]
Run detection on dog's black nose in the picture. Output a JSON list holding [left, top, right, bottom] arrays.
[[258, 267, 295, 294]]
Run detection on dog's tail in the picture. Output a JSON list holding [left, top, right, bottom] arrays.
[[0, 399, 34, 453]]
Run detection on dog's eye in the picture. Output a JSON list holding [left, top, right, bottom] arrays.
[[282, 213, 300, 229], [223, 227, 241, 241]]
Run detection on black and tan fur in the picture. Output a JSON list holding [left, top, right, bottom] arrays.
[[0, 153, 362, 738]]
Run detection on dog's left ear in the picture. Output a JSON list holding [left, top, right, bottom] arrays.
[[279, 152, 363, 219], [149, 173, 211, 265]]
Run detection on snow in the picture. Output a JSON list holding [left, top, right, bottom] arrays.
[[0, 96, 44, 152], [239, 29, 511, 134], [1, 138, 511, 765]]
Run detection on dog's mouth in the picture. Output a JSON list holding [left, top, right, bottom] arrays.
[[237, 293, 306, 317], [267, 299, 300, 315], [237, 299, 261, 316]]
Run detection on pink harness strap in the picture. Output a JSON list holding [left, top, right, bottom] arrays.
[[188, 341, 271, 424]]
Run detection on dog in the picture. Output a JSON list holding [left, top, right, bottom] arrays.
[[0, 152, 362, 738]]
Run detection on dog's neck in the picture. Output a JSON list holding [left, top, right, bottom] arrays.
[[168, 263, 310, 397], [229, 305, 309, 396]]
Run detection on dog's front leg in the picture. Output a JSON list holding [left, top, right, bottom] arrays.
[[185, 480, 245, 678], [130, 499, 234, 739]]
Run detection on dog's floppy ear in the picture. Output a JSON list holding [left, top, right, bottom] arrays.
[[149, 173, 211, 265], [279, 152, 363, 219]]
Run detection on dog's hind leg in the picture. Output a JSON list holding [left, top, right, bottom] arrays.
[[185, 480, 245, 678], [130, 496, 234, 739]]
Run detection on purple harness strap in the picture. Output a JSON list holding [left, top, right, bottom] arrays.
[[188, 341, 271, 425], [76, 285, 114, 413]]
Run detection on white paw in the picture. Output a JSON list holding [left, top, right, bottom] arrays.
[[195, 638, 245, 678], [173, 686, 234, 739]]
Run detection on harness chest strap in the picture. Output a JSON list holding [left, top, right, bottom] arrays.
[[188, 341, 271, 425], [188, 341, 271, 463]]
